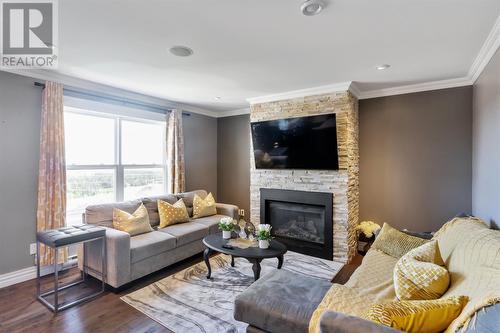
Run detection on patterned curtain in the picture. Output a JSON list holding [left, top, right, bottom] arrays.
[[166, 109, 186, 193], [36, 81, 68, 266]]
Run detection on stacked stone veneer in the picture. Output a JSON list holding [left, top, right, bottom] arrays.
[[250, 91, 359, 263]]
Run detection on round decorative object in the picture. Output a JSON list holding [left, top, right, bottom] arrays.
[[222, 230, 232, 239], [259, 240, 270, 249], [244, 221, 256, 237]]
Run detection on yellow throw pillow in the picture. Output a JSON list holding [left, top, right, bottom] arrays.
[[193, 192, 217, 218], [394, 240, 450, 300], [365, 296, 469, 333], [371, 223, 429, 258], [158, 199, 190, 228], [113, 204, 153, 236]]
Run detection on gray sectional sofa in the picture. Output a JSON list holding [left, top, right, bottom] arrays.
[[78, 189, 238, 288]]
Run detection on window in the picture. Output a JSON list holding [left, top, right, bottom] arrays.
[[65, 109, 166, 226]]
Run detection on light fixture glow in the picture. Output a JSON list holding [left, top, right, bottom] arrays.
[[301, 0, 324, 16], [376, 64, 391, 70], [215, 96, 221, 100]]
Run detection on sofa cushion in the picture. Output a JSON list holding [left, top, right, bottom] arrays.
[[159, 221, 208, 246], [158, 199, 190, 228], [113, 204, 153, 236], [234, 270, 332, 333], [192, 214, 226, 234], [394, 240, 449, 300], [141, 194, 178, 227], [177, 190, 207, 216], [130, 231, 176, 264], [85, 199, 142, 227], [372, 223, 429, 258], [193, 192, 217, 218]]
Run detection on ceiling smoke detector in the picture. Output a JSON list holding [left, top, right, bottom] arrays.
[[169, 46, 193, 57], [301, 0, 324, 16]]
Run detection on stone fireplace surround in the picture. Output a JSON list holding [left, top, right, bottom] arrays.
[[249, 90, 359, 263]]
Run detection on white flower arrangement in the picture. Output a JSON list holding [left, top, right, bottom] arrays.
[[218, 217, 235, 231], [355, 221, 381, 238], [256, 224, 272, 241]]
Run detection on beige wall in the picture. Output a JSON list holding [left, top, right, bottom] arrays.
[[473, 48, 500, 228], [217, 115, 251, 215], [359, 87, 473, 232]]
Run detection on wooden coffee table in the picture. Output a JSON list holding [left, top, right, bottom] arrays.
[[202, 234, 287, 281]]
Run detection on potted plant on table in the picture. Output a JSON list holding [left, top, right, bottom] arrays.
[[256, 224, 272, 249], [219, 217, 235, 239]]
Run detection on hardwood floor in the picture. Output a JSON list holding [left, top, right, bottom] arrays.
[[0, 254, 360, 333], [0, 254, 204, 333]]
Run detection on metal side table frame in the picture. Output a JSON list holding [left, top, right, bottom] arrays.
[[36, 231, 106, 313]]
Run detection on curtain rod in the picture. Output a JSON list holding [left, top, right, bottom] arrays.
[[34, 81, 191, 116]]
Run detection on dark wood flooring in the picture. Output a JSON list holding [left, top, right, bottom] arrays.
[[0, 253, 361, 333]]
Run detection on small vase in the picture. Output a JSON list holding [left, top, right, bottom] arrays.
[[222, 230, 232, 239], [259, 240, 269, 249]]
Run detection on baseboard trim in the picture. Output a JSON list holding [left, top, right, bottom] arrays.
[[0, 259, 79, 289], [0, 266, 37, 289]]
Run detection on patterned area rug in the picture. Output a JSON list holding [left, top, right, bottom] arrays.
[[121, 252, 343, 333]]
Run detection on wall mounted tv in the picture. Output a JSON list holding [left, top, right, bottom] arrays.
[[251, 114, 339, 170]]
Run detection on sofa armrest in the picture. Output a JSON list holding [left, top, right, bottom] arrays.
[[319, 311, 401, 333], [216, 203, 239, 220], [78, 226, 131, 288]]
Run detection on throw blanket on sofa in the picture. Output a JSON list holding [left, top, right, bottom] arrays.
[[433, 217, 500, 332]]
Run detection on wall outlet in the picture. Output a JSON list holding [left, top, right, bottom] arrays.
[[30, 243, 37, 255], [239, 209, 245, 217]]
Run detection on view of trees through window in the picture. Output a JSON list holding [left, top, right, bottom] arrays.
[[65, 109, 166, 226]]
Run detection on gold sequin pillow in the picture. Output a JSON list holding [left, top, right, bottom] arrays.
[[158, 199, 190, 228], [371, 223, 429, 258], [365, 296, 469, 333], [394, 240, 450, 300], [113, 204, 153, 236], [193, 192, 217, 218]]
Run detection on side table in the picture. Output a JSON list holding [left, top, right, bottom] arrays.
[[36, 224, 106, 312]]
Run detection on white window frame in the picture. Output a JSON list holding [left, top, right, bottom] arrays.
[[64, 105, 168, 203]]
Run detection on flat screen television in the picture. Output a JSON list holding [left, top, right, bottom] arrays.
[[251, 114, 339, 170]]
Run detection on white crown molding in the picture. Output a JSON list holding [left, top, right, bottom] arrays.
[[0, 266, 36, 289], [358, 76, 474, 100], [348, 82, 362, 99], [1, 69, 221, 118], [246, 82, 353, 104], [216, 107, 251, 118], [469, 13, 500, 83]]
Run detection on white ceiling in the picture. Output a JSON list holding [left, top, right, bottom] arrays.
[[55, 0, 500, 112]]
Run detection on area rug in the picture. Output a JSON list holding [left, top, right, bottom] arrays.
[[121, 252, 343, 333]]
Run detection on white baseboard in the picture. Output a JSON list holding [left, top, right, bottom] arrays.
[[0, 259, 79, 289], [0, 266, 37, 289]]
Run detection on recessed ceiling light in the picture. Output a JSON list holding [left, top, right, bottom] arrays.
[[376, 64, 391, 70], [169, 46, 193, 57], [215, 96, 222, 100], [301, 0, 324, 16]]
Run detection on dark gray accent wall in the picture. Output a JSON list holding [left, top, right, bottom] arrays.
[[184, 113, 218, 197], [217, 115, 251, 216], [359, 87, 473, 232], [473, 48, 500, 228], [0, 71, 42, 274], [0, 71, 218, 275]]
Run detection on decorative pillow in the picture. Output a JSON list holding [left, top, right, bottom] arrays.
[[158, 199, 190, 228], [366, 296, 469, 333], [112, 203, 153, 236], [394, 240, 450, 300], [193, 192, 217, 218], [371, 223, 429, 258]]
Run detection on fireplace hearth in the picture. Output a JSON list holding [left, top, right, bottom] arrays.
[[260, 188, 333, 260]]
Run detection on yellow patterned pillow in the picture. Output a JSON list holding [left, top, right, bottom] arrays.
[[394, 240, 450, 300], [158, 199, 190, 228], [113, 204, 153, 236], [193, 192, 217, 218], [366, 296, 469, 333], [372, 223, 429, 258]]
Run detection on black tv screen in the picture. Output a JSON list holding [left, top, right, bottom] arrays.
[[251, 114, 339, 170]]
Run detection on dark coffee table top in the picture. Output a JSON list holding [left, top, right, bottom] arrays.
[[203, 234, 287, 259]]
